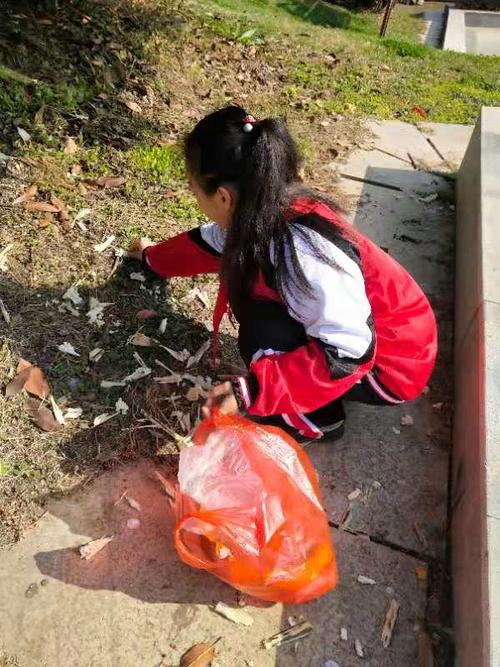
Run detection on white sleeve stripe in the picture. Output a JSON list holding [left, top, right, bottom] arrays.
[[200, 223, 226, 254]]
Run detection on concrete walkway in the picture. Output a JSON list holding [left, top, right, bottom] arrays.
[[0, 120, 473, 667]]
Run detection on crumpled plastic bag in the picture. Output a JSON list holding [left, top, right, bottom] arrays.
[[172, 410, 338, 603]]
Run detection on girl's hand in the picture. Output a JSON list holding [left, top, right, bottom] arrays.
[[202, 381, 239, 418], [127, 237, 154, 261]]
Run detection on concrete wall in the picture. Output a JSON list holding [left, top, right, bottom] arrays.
[[454, 107, 500, 667]]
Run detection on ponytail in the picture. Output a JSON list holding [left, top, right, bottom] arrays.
[[185, 106, 343, 314]]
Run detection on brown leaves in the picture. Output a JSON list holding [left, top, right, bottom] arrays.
[[24, 201, 60, 213], [79, 536, 113, 560], [179, 639, 220, 667], [96, 175, 126, 188], [5, 359, 50, 400], [25, 398, 60, 432], [51, 195, 73, 232], [13, 184, 38, 205]]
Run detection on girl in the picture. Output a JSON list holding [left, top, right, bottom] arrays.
[[130, 106, 437, 442]]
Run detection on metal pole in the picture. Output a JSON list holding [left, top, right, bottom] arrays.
[[380, 0, 397, 38]]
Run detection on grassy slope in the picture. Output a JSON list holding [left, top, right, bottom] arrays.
[[0, 0, 498, 544]]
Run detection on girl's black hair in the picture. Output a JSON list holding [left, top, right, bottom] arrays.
[[184, 105, 347, 314]]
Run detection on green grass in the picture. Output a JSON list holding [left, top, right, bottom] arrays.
[[198, 0, 500, 123], [128, 144, 186, 184]]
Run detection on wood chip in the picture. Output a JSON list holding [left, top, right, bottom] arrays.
[[357, 575, 376, 585], [347, 488, 362, 501], [354, 638, 364, 658], [115, 398, 129, 415], [164, 347, 190, 362], [63, 285, 83, 306], [16, 127, 31, 142], [79, 536, 113, 560], [401, 414, 414, 426], [130, 332, 153, 347], [130, 271, 146, 282], [93, 412, 116, 427], [158, 317, 167, 334], [263, 620, 313, 649], [340, 627, 348, 641], [186, 386, 201, 402], [214, 602, 254, 626], [65, 407, 83, 419], [381, 599, 400, 648], [89, 347, 104, 363], [0, 298, 11, 324]]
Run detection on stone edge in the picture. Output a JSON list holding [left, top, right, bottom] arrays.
[[443, 8, 466, 52], [453, 107, 500, 667]]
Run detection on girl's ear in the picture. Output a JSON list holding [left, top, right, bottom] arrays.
[[216, 185, 236, 213]]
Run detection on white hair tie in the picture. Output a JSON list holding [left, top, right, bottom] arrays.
[[242, 114, 256, 133]]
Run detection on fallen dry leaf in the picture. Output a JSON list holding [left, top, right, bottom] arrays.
[[115, 397, 129, 415], [63, 285, 83, 306], [94, 235, 116, 253], [13, 184, 38, 205], [6, 360, 50, 400], [65, 407, 83, 419], [180, 639, 220, 667], [124, 100, 142, 113], [130, 332, 153, 347], [39, 213, 54, 228], [5, 367, 32, 398], [136, 309, 158, 319], [0, 298, 11, 324], [381, 599, 400, 648], [123, 366, 151, 383], [64, 136, 79, 154], [96, 176, 126, 188], [25, 398, 60, 432], [125, 495, 141, 512], [214, 602, 254, 626], [347, 488, 362, 501], [58, 342, 80, 357], [93, 412, 117, 427], [164, 347, 190, 363], [186, 386, 201, 402], [50, 395, 66, 426], [79, 536, 113, 560], [51, 195, 72, 231], [154, 470, 177, 499], [16, 127, 31, 142], [24, 201, 60, 213], [186, 340, 211, 369]]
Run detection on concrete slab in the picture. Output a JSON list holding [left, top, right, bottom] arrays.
[[420, 10, 446, 48], [0, 460, 427, 667], [444, 9, 500, 55], [365, 119, 441, 166], [308, 398, 449, 558], [419, 122, 474, 169]]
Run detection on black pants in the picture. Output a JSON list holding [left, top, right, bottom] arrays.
[[237, 300, 395, 438]]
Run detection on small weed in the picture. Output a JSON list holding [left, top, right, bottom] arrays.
[[129, 144, 185, 184]]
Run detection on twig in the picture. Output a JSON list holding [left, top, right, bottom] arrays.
[[0, 298, 11, 324]]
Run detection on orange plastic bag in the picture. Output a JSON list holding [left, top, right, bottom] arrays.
[[172, 410, 338, 603]]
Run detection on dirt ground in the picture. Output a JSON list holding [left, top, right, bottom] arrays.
[[0, 0, 371, 547]]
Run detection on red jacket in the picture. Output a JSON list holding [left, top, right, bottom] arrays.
[[144, 198, 437, 417]]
